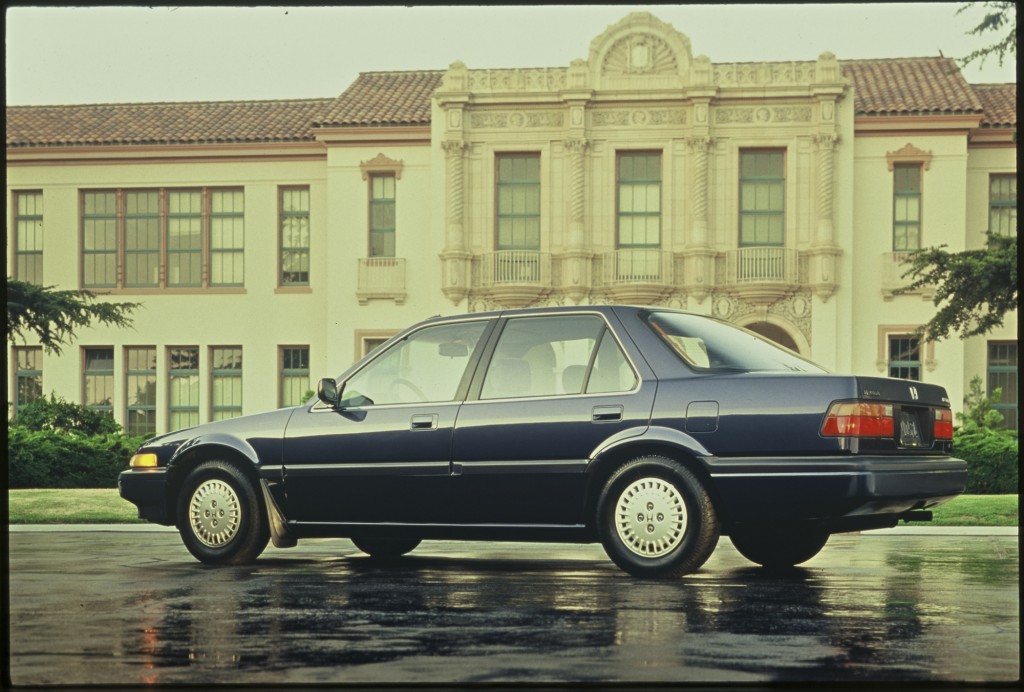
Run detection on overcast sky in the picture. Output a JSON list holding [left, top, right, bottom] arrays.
[[5, 4, 1017, 106]]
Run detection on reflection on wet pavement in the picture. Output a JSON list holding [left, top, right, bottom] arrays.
[[8, 531, 1019, 685]]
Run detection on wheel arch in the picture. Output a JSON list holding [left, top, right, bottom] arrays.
[[584, 427, 726, 531], [165, 437, 265, 525]]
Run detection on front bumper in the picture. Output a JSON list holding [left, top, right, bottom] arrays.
[[703, 454, 967, 526], [118, 468, 173, 525]]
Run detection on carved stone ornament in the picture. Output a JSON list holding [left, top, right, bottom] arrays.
[[886, 143, 933, 171], [592, 109, 686, 127], [602, 33, 679, 76], [359, 153, 403, 181]]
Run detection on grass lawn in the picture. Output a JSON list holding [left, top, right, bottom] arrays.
[[6, 489, 1019, 526]]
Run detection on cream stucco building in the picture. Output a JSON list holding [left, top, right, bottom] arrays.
[[7, 13, 1017, 436]]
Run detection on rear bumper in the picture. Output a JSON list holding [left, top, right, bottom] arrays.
[[118, 469, 173, 525], [703, 455, 967, 526]]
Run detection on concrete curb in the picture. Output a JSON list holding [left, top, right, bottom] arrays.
[[7, 524, 1019, 536]]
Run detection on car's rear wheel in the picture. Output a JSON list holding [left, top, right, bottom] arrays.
[[351, 537, 421, 559], [729, 525, 830, 568], [177, 460, 269, 565], [597, 456, 720, 579]]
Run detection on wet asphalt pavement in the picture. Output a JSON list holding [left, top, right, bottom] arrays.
[[6, 528, 1019, 687]]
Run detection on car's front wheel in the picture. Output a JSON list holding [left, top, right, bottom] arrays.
[[729, 525, 830, 569], [177, 460, 269, 565], [597, 456, 720, 579], [351, 537, 421, 559]]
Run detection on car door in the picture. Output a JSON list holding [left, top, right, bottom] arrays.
[[450, 312, 657, 526], [282, 318, 493, 524]]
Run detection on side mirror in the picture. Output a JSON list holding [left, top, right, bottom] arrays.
[[317, 378, 339, 407]]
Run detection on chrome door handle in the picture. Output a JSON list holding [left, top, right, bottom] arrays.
[[592, 405, 623, 422], [411, 414, 438, 430]]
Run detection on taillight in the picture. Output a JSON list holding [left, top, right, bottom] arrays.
[[934, 408, 954, 440], [821, 402, 895, 437]]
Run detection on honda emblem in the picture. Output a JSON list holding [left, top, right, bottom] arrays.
[[909, 386, 919, 400]]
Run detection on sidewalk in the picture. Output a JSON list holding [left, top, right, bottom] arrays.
[[7, 524, 1018, 536]]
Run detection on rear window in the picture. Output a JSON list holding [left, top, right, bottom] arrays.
[[644, 311, 826, 374]]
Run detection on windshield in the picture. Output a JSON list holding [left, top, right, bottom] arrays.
[[644, 311, 827, 374]]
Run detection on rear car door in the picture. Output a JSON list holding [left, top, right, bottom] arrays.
[[449, 312, 656, 525]]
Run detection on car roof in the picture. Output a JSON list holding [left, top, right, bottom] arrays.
[[420, 304, 695, 325]]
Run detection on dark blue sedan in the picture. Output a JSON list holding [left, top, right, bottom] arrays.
[[119, 306, 966, 578]]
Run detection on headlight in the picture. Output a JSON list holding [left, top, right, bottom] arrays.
[[129, 453, 159, 468]]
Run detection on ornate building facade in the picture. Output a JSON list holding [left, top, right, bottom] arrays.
[[7, 13, 1017, 435]]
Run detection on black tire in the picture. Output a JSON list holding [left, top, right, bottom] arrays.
[[351, 537, 421, 559], [729, 525, 830, 569], [597, 456, 720, 579], [177, 460, 269, 565]]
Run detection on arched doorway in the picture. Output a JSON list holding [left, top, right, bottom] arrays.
[[744, 321, 801, 353]]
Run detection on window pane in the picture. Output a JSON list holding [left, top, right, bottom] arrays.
[[739, 151, 784, 248], [212, 347, 243, 421], [15, 192, 44, 285], [988, 342, 1018, 430], [168, 193, 202, 287], [125, 347, 157, 437], [169, 347, 199, 429], [84, 348, 115, 412], [82, 192, 118, 287], [14, 346, 43, 414], [888, 336, 921, 381], [990, 175, 1017, 237], [281, 347, 310, 407], [210, 191, 245, 286], [496, 154, 541, 251], [343, 322, 488, 406]]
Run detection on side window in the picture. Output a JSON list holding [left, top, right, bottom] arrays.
[[342, 321, 488, 406], [480, 315, 635, 400]]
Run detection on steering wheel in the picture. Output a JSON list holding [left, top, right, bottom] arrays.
[[391, 378, 427, 402]]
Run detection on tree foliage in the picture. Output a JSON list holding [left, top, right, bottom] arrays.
[[10, 393, 122, 436], [898, 234, 1017, 341], [957, 1, 1017, 69], [6, 279, 139, 355]]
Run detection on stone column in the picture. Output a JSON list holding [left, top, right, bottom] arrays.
[[440, 139, 470, 304], [682, 135, 716, 304], [814, 133, 838, 246], [562, 137, 591, 303]]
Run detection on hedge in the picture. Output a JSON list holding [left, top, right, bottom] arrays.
[[954, 428, 1019, 494], [8, 427, 144, 489]]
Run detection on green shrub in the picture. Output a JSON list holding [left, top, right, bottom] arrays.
[[954, 427, 1019, 494], [8, 427, 144, 489], [8, 394, 143, 488], [11, 393, 122, 436]]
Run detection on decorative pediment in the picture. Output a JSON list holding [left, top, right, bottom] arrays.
[[886, 143, 932, 171], [360, 153, 403, 180], [588, 12, 693, 88]]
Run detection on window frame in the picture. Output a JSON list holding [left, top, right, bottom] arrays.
[[738, 148, 786, 248], [892, 163, 923, 251], [887, 335, 922, 381], [13, 190, 44, 285], [124, 346, 157, 437], [280, 346, 311, 408], [82, 347, 115, 415], [495, 152, 542, 251], [167, 346, 200, 430], [279, 185, 311, 287], [80, 187, 245, 291], [616, 151, 663, 250], [989, 173, 1017, 237], [12, 346, 43, 416], [368, 173, 397, 258], [987, 341, 1018, 431], [210, 346, 243, 421]]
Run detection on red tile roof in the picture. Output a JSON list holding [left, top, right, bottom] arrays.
[[842, 57, 984, 116], [6, 59, 1015, 148], [6, 98, 334, 148], [314, 71, 443, 128], [971, 83, 1017, 127]]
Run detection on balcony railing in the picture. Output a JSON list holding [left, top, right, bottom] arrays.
[[357, 257, 407, 304], [480, 250, 550, 287], [602, 248, 674, 285], [726, 246, 798, 283]]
